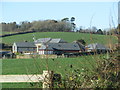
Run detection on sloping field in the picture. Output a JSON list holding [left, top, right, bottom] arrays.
[[2, 32, 118, 45]]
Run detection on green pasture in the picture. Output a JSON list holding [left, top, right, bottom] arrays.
[[2, 54, 108, 88], [2, 55, 106, 75], [1, 32, 118, 45], [2, 82, 42, 88]]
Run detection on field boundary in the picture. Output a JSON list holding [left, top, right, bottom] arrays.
[[0, 31, 36, 37], [1, 70, 54, 88], [0, 75, 42, 83]]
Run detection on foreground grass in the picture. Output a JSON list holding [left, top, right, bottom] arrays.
[[2, 54, 105, 76], [2, 82, 42, 88], [2, 32, 117, 45], [2, 54, 108, 88]]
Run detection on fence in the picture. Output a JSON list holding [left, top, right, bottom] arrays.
[[16, 54, 58, 59], [0, 31, 36, 37], [0, 70, 54, 88]]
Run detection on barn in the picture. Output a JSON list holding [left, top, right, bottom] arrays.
[[38, 43, 80, 55], [12, 38, 84, 55], [85, 43, 110, 53]]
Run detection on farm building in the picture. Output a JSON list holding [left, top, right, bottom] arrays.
[[34, 38, 68, 44], [0, 51, 15, 58], [12, 38, 84, 55], [0, 43, 5, 50], [85, 43, 110, 53], [12, 42, 37, 53], [0, 43, 12, 50], [38, 43, 80, 55]]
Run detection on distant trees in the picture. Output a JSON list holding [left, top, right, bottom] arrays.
[[19, 21, 32, 31], [61, 18, 69, 22], [70, 17, 76, 32], [31, 20, 72, 32], [1, 22, 18, 32], [76, 27, 106, 35], [96, 29, 103, 35], [91, 26, 97, 33], [108, 28, 119, 35], [1, 18, 118, 35], [75, 39, 86, 45], [61, 17, 76, 32], [1, 19, 72, 32]]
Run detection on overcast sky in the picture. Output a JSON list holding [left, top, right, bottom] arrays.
[[0, 1, 118, 29]]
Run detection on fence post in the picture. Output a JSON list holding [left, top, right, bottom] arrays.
[[42, 70, 54, 89]]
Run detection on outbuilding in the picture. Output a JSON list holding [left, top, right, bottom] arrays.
[[85, 43, 110, 53]]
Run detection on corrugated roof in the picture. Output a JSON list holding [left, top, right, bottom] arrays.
[[34, 38, 51, 43], [49, 38, 67, 43]]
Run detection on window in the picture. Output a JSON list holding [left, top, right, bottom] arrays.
[[38, 46, 41, 48]]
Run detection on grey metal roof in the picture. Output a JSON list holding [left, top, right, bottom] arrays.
[[86, 43, 109, 50], [39, 43, 80, 50], [15, 42, 36, 48], [49, 38, 67, 43], [35, 38, 67, 44], [34, 38, 51, 44], [17, 47, 36, 52]]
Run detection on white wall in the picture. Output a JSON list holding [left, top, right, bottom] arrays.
[[39, 50, 53, 55], [12, 43, 17, 53]]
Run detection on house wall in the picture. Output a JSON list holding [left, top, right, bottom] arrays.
[[35, 43, 42, 52], [12, 43, 17, 53], [38, 50, 53, 55], [39, 50, 80, 55]]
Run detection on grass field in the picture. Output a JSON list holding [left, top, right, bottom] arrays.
[[2, 32, 118, 45], [2, 83, 43, 88], [2, 55, 105, 76], [2, 54, 107, 88], [1, 32, 117, 88]]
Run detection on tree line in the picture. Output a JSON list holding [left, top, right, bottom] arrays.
[[1, 17, 118, 35], [1, 17, 75, 32]]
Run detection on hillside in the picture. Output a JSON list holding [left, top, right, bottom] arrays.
[[2, 32, 118, 45]]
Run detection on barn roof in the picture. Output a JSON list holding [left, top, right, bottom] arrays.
[[86, 43, 109, 50], [39, 43, 80, 51], [35, 38, 51, 44], [35, 38, 67, 44], [15, 42, 36, 48], [49, 39, 67, 43]]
